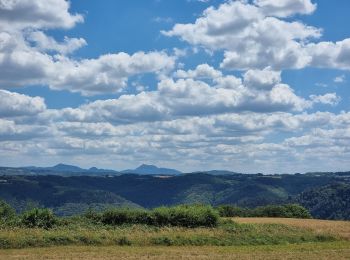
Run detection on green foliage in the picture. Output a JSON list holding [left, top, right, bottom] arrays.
[[21, 208, 57, 229], [0, 200, 16, 223], [217, 205, 250, 217], [87, 205, 219, 227], [297, 183, 350, 220], [283, 204, 312, 219], [98, 208, 153, 226], [152, 205, 219, 227], [0, 217, 340, 249], [217, 204, 312, 219], [254, 204, 312, 219], [0, 172, 349, 220]]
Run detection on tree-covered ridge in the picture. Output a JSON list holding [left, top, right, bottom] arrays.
[[0, 172, 349, 220], [297, 183, 350, 220]]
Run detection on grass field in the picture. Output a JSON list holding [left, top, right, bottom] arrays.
[[1, 242, 349, 259], [234, 217, 350, 240], [0, 218, 349, 259]]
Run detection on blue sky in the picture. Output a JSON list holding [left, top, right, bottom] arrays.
[[0, 0, 350, 173]]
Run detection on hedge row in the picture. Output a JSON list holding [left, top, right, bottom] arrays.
[[88, 205, 219, 228], [216, 204, 312, 219]]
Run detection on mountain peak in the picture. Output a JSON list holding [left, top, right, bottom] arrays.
[[122, 164, 182, 176], [137, 164, 158, 170], [52, 164, 84, 172]]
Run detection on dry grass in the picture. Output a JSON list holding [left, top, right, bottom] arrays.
[[1, 218, 350, 259], [2, 221, 334, 249], [234, 217, 350, 240], [1, 242, 349, 259]]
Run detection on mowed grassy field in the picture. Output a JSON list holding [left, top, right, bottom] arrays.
[[234, 217, 350, 240], [1, 218, 349, 259], [1, 242, 350, 260]]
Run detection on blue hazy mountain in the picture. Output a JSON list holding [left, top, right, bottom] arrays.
[[19, 163, 182, 176], [22, 164, 119, 175], [50, 164, 85, 172], [121, 164, 182, 175]]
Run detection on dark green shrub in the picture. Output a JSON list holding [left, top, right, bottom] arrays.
[[99, 208, 152, 225], [21, 208, 57, 229], [254, 205, 287, 217], [152, 205, 219, 227], [282, 204, 312, 219], [254, 204, 312, 218], [95, 205, 218, 227], [216, 204, 311, 219], [0, 200, 16, 223], [216, 205, 251, 217], [83, 208, 102, 223]]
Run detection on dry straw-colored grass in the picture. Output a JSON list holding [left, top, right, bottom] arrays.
[[234, 217, 350, 240], [1, 242, 349, 260]]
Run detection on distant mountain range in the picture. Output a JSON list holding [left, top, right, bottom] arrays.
[[0, 163, 184, 176], [121, 164, 182, 175], [22, 164, 119, 174]]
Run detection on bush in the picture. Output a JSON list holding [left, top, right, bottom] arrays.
[[98, 208, 153, 226], [152, 205, 219, 228], [216, 205, 250, 217], [254, 205, 288, 218], [282, 204, 312, 219], [21, 208, 57, 229], [254, 204, 312, 219], [90, 205, 219, 227], [0, 200, 16, 223], [216, 204, 311, 219]]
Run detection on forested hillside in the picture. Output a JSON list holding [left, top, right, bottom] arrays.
[[0, 172, 349, 219]]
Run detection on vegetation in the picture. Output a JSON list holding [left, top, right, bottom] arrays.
[[234, 218, 350, 240], [1, 242, 349, 260], [297, 183, 350, 220], [0, 172, 349, 220], [0, 218, 338, 249], [0, 200, 15, 223], [88, 205, 219, 227], [217, 204, 312, 219], [21, 208, 57, 229], [0, 202, 344, 249]]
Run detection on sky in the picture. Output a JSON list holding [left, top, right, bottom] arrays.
[[0, 0, 350, 173]]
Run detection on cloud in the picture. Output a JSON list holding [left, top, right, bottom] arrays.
[[0, 0, 349, 173], [164, 0, 350, 71], [3, 108, 350, 172], [51, 68, 314, 125], [0, 90, 46, 117], [0, 0, 176, 96], [0, 31, 52, 87], [27, 31, 87, 55], [153, 17, 173, 23], [174, 64, 222, 79], [334, 75, 345, 83], [253, 0, 316, 17], [310, 93, 341, 106], [1, 85, 349, 172], [0, 30, 176, 95], [307, 39, 350, 70], [243, 68, 281, 90], [48, 51, 176, 96], [0, 0, 83, 31]]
